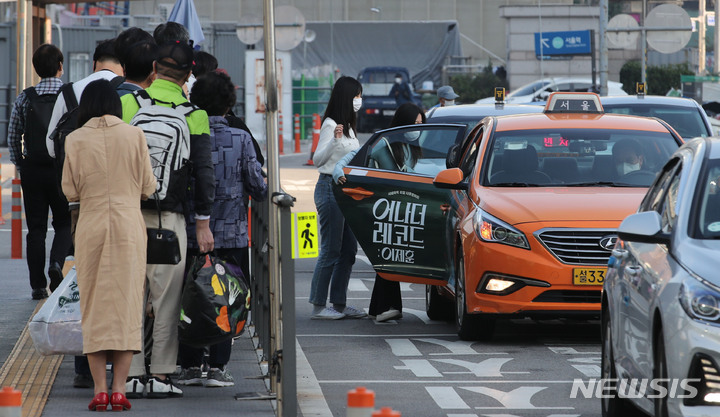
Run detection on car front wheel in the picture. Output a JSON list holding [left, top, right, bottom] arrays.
[[455, 251, 495, 341], [654, 329, 669, 417], [601, 312, 634, 416]]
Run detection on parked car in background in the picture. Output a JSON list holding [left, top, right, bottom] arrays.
[[602, 95, 713, 141], [334, 92, 683, 340], [475, 77, 627, 104], [602, 137, 720, 417], [356, 66, 423, 133]]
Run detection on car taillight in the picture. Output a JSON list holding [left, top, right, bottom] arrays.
[[365, 109, 379, 115]]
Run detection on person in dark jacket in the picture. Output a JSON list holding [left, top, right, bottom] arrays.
[[177, 70, 267, 388], [389, 73, 412, 106]]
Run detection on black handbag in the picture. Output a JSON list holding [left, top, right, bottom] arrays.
[[146, 194, 181, 265]]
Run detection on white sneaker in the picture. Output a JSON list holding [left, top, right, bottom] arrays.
[[311, 307, 345, 320], [125, 377, 145, 399], [376, 309, 402, 322], [340, 305, 368, 319], [145, 376, 183, 398]]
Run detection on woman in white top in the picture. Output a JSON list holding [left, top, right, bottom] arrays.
[[309, 76, 367, 320]]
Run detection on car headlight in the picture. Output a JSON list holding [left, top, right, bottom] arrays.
[[473, 208, 529, 249], [679, 278, 720, 323]]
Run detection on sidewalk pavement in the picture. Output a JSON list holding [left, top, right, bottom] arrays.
[[0, 148, 278, 417]]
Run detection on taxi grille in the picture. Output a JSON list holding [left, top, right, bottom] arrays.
[[533, 290, 601, 304], [536, 229, 615, 265]]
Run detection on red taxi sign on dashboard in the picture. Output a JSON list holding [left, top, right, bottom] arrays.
[[544, 92, 603, 114]]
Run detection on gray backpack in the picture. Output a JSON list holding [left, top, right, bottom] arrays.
[[129, 90, 197, 200]]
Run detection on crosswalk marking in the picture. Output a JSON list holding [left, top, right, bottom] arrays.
[[426, 386, 471, 409], [572, 364, 601, 377]]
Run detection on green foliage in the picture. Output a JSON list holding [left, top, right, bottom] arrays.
[[450, 66, 509, 103], [619, 61, 693, 95]]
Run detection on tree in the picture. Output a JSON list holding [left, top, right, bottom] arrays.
[[619, 61, 693, 95], [450, 66, 509, 103]]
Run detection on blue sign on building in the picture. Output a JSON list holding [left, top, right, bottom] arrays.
[[534, 30, 592, 57]]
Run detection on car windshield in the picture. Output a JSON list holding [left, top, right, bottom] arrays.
[[482, 128, 679, 187], [508, 80, 552, 98], [603, 103, 710, 139], [693, 159, 720, 239], [360, 71, 409, 96]]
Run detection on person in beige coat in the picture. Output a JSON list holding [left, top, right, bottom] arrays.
[[62, 79, 156, 412]]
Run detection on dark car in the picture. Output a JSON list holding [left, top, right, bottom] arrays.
[[601, 95, 713, 141], [356, 66, 422, 133]]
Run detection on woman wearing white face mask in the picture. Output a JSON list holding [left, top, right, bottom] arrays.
[[332, 102, 426, 322], [309, 76, 366, 320]]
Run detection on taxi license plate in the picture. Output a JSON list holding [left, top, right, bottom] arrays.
[[573, 268, 605, 285], [383, 109, 396, 116]]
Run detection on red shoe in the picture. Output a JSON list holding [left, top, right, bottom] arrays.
[[88, 392, 109, 411], [110, 392, 131, 411]]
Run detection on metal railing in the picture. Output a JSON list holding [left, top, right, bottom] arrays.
[[248, 191, 296, 416]]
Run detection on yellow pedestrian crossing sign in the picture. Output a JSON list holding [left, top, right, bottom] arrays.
[[292, 212, 318, 258]]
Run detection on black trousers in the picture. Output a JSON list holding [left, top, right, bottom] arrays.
[[20, 163, 71, 290], [368, 274, 402, 316], [178, 247, 248, 369]]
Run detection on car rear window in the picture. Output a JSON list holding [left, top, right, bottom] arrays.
[[603, 103, 710, 139], [482, 128, 679, 187]]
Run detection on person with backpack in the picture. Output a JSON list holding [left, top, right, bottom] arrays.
[[176, 70, 267, 388], [7, 43, 70, 300], [120, 40, 215, 399], [44, 39, 124, 160]]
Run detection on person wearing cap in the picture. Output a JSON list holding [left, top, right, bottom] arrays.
[[121, 40, 215, 400], [432, 85, 460, 109]]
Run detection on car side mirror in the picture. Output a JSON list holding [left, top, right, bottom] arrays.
[[617, 211, 671, 245], [433, 168, 467, 190], [446, 144, 460, 168]]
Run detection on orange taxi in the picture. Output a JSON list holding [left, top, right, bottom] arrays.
[[334, 92, 683, 340]]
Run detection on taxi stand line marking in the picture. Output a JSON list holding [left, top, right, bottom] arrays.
[[0, 301, 62, 417]]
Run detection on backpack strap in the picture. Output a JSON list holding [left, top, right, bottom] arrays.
[[110, 75, 126, 89], [132, 89, 154, 109], [59, 82, 77, 110], [23, 86, 38, 101]]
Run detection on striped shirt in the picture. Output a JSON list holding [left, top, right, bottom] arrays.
[[7, 77, 63, 165]]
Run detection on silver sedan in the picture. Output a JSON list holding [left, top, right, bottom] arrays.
[[602, 137, 720, 417]]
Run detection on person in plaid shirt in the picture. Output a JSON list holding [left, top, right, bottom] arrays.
[[7, 44, 71, 300]]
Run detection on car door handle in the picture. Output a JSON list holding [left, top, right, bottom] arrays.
[[612, 248, 628, 259], [625, 265, 642, 277], [341, 187, 375, 201]]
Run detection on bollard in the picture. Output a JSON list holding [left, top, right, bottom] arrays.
[[294, 113, 301, 153], [305, 113, 321, 166], [278, 113, 285, 155], [371, 407, 400, 417], [0, 386, 22, 417], [347, 386, 374, 417], [11, 179, 22, 259], [0, 153, 4, 225]]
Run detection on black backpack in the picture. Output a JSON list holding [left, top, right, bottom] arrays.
[[49, 75, 125, 175], [22, 87, 58, 165]]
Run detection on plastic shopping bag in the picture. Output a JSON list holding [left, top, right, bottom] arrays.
[[179, 254, 251, 348], [28, 266, 83, 355]]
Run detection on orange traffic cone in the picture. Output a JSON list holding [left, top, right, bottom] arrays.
[[372, 407, 401, 417], [347, 386, 374, 417], [305, 113, 321, 166]]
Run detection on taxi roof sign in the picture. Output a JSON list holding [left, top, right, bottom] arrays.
[[544, 92, 603, 114], [494, 87, 505, 103]]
